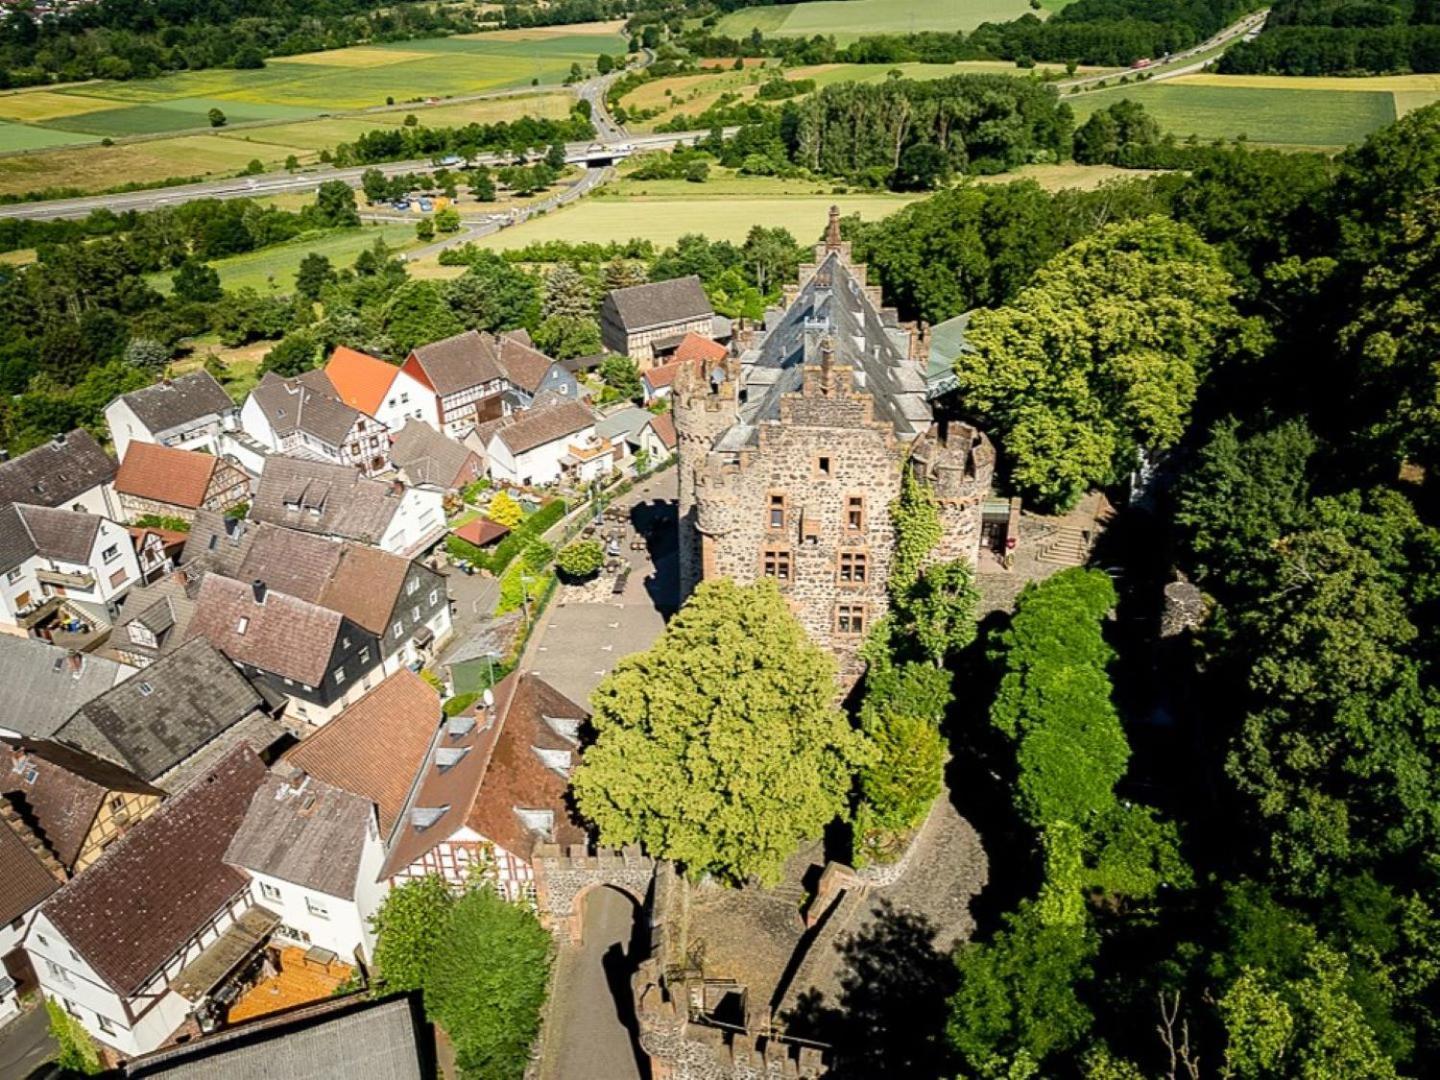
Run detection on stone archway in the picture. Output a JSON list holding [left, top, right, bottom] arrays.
[[532, 844, 655, 944]]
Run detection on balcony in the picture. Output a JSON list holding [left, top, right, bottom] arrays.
[[14, 597, 61, 631], [35, 568, 95, 591]]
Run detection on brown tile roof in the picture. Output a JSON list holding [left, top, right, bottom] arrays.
[[642, 360, 694, 391], [452, 519, 509, 548], [187, 574, 344, 687], [604, 276, 712, 332], [324, 347, 400, 417], [650, 412, 677, 451], [320, 544, 410, 637], [465, 674, 588, 862], [249, 372, 364, 447], [284, 670, 440, 837], [250, 458, 405, 546], [0, 504, 104, 568], [389, 420, 478, 491], [4, 742, 161, 871], [116, 443, 219, 509], [41, 746, 267, 996], [494, 335, 557, 396], [0, 812, 62, 926], [671, 333, 727, 365], [490, 401, 596, 456], [407, 331, 502, 398]]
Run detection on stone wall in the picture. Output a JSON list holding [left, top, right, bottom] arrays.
[[531, 843, 656, 945]]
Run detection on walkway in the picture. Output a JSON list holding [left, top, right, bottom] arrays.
[[0, 1005, 55, 1080]]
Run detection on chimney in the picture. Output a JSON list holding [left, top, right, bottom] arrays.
[[390, 479, 405, 497], [252, 579, 267, 605], [825, 205, 842, 251], [820, 338, 836, 393], [66, 651, 83, 676], [52, 432, 66, 446]]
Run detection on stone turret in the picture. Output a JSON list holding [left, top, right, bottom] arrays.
[[673, 353, 743, 599]]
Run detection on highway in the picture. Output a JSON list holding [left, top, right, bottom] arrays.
[[1056, 8, 1270, 91]]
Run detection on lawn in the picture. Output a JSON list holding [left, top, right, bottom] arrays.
[[715, 0, 1040, 42], [1069, 81, 1398, 148], [147, 223, 419, 294], [0, 119, 97, 152]]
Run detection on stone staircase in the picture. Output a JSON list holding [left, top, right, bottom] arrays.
[[766, 881, 809, 910], [1038, 524, 1091, 566]]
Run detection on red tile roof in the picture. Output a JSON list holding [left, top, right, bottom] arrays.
[[40, 746, 266, 996], [649, 412, 677, 451], [642, 360, 694, 392], [452, 519, 510, 548], [671, 333, 727, 365], [324, 347, 400, 417], [284, 670, 440, 838], [115, 443, 219, 509]]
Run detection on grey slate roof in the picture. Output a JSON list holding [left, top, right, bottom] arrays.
[[0, 635, 130, 739], [595, 406, 656, 445], [604, 275, 712, 332], [408, 331, 503, 397], [250, 372, 364, 447], [0, 430, 116, 511], [123, 992, 433, 1080], [389, 420, 476, 490], [52, 637, 265, 784], [116, 373, 234, 436], [250, 458, 403, 545], [181, 511, 254, 576], [0, 503, 104, 572], [225, 771, 372, 899]]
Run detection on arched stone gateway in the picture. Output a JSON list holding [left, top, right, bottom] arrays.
[[532, 843, 656, 944]]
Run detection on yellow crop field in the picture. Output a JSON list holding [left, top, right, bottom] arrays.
[[464, 20, 627, 41], [1178, 72, 1440, 92], [279, 46, 436, 68], [0, 90, 120, 122]]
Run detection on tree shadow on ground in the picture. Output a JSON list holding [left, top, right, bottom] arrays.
[[781, 901, 959, 1079]]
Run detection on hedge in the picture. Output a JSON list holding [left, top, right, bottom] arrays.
[[446, 497, 568, 576]]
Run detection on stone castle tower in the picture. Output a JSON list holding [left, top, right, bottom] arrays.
[[673, 209, 994, 682]]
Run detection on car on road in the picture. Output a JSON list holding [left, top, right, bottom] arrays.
[[392, 199, 411, 211]]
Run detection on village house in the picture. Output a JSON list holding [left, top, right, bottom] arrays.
[[0, 636, 130, 741], [121, 991, 436, 1079], [115, 444, 250, 526], [492, 330, 580, 408], [106, 572, 198, 668], [249, 458, 446, 558], [0, 809, 63, 1014], [674, 209, 995, 681], [642, 335, 727, 402], [400, 331, 509, 440], [104, 373, 238, 464], [224, 769, 388, 963], [129, 527, 187, 586], [36, 637, 284, 795], [184, 513, 452, 677], [26, 746, 270, 1059], [0, 504, 141, 635], [240, 372, 390, 477], [3, 740, 163, 878], [323, 345, 439, 435], [595, 407, 677, 467], [388, 420, 485, 494], [479, 400, 608, 488], [600, 276, 718, 367], [285, 670, 587, 904], [0, 430, 118, 518], [186, 575, 385, 728]]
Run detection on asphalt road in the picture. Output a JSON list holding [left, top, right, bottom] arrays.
[[1057, 8, 1270, 90]]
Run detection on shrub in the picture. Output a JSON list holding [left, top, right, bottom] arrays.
[[47, 999, 102, 1075], [557, 539, 605, 580], [487, 490, 524, 527]]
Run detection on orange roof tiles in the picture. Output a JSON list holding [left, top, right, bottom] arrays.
[[324, 347, 400, 417], [115, 443, 219, 509], [643, 360, 695, 392], [672, 333, 727, 365]]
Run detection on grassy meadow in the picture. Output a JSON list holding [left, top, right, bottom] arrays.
[[713, 0, 1053, 42]]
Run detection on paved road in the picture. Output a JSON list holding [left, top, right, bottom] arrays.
[[1057, 8, 1270, 91], [540, 886, 648, 1080], [0, 1006, 56, 1080]]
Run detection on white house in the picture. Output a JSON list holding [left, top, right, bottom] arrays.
[[249, 458, 446, 558], [0, 431, 118, 519], [0, 810, 62, 1016], [323, 346, 439, 435], [400, 331, 508, 440], [224, 770, 390, 963], [596, 407, 677, 466], [26, 748, 269, 1058], [0, 505, 141, 633], [104, 372, 238, 463], [479, 400, 606, 488], [240, 372, 390, 477]]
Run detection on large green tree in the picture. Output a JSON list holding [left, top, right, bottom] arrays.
[[955, 217, 1241, 510], [371, 875, 456, 993], [572, 578, 868, 885]]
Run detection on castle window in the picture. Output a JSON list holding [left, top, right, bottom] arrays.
[[761, 548, 793, 582], [838, 552, 868, 585], [767, 493, 787, 531], [835, 603, 867, 636], [815, 455, 832, 478], [845, 495, 866, 532]]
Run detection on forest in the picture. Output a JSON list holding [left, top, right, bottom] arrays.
[[793, 100, 1440, 1078], [1222, 0, 1440, 71]]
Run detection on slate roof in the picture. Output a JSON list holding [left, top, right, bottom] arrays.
[[122, 991, 433, 1080], [389, 420, 478, 491], [0, 813, 61, 926], [53, 638, 264, 784], [595, 406, 657, 445], [324, 347, 400, 417], [407, 331, 502, 398], [187, 574, 344, 687], [111, 575, 200, 662], [116, 444, 219, 509], [4, 741, 161, 870], [0, 503, 105, 572], [225, 771, 373, 899], [489, 401, 595, 456], [115, 373, 233, 436], [250, 372, 364, 447], [284, 671, 440, 838], [0, 430, 116, 511], [41, 746, 267, 997], [251, 458, 404, 545], [604, 275, 712, 332], [181, 511, 254, 576], [0, 636, 129, 739], [493, 332, 558, 396]]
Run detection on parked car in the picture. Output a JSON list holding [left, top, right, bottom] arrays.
[[392, 199, 411, 211], [419, 198, 434, 213]]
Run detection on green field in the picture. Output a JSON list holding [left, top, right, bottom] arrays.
[[148, 223, 420, 294], [1070, 81, 1399, 148], [714, 0, 1042, 42]]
